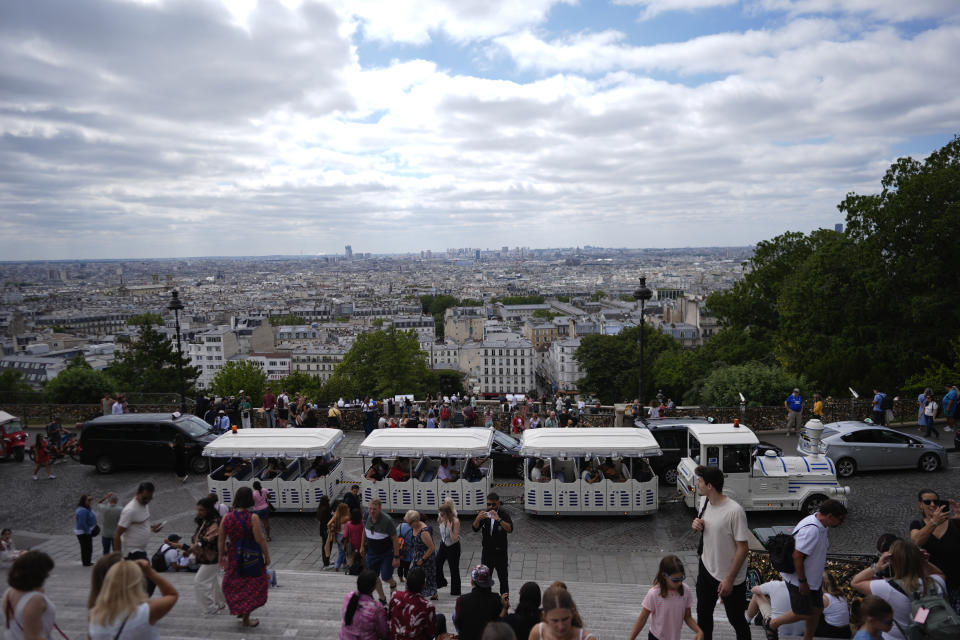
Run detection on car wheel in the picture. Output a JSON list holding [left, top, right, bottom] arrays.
[[95, 456, 115, 474], [661, 467, 678, 486], [13, 448, 24, 462], [189, 455, 208, 475], [802, 494, 828, 515], [836, 458, 856, 478], [918, 452, 940, 473]]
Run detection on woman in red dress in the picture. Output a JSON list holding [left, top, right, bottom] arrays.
[[31, 434, 54, 480], [218, 486, 270, 627]]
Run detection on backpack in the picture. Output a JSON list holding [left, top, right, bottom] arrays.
[[277, 395, 286, 409], [880, 394, 893, 411], [151, 544, 169, 573], [886, 578, 960, 640], [766, 523, 818, 573]]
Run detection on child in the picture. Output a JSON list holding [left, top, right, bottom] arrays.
[[852, 596, 893, 640], [629, 555, 703, 640]]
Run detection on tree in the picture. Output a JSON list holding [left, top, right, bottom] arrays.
[[268, 314, 307, 326], [278, 371, 324, 399], [419, 295, 483, 340], [45, 366, 116, 404], [106, 323, 199, 394], [0, 370, 39, 403], [590, 290, 606, 302], [126, 312, 163, 326], [430, 370, 465, 396], [324, 328, 432, 399], [532, 309, 559, 320], [575, 324, 680, 404], [699, 363, 807, 407], [208, 360, 267, 403]]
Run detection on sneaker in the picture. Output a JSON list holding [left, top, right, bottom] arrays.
[[945, 426, 953, 432], [182, 475, 189, 483], [48, 475, 56, 479], [33, 475, 38, 480]]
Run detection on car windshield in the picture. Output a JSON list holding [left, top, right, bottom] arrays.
[[176, 415, 213, 438], [492, 431, 518, 448]]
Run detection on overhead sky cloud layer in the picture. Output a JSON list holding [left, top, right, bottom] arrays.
[[0, 0, 958, 259]]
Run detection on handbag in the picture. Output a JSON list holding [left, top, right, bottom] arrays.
[[235, 512, 264, 578], [90, 525, 101, 537]]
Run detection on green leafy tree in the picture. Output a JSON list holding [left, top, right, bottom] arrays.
[[532, 309, 559, 320], [278, 371, 324, 400], [0, 370, 40, 403], [430, 370, 465, 396], [209, 360, 267, 403], [576, 324, 680, 404], [106, 323, 199, 394], [324, 328, 432, 399], [45, 366, 116, 404], [590, 290, 606, 302], [699, 363, 807, 407], [268, 314, 307, 326], [126, 312, 163, 326]]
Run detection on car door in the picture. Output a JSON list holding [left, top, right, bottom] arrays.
[[876, 429, 919, 468], [146, 423, 177, 468], [840, 429, 886, 470]]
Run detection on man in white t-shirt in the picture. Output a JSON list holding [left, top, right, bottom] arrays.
[[747, 580, 806, 637], [114, 482, 165, 594], [770, 499, 847, 640], [692, 465, 751, 640]]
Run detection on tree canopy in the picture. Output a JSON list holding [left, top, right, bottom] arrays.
[[106, 322, 199, 395], [45, 357, 116, 404], [208, 360, 267, 402], [126, 312, 163, 326], [324, 328, 432, 400]]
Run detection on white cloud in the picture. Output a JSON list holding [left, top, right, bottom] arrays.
[[612, 0, 737, 20], [755, 0, 960, 23]]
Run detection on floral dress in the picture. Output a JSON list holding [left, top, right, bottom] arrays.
[[221, 510, 268, 615], [411, 527, 437, 598]]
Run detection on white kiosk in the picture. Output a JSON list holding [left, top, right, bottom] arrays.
[[520, 428, 663, 516], [358, 428, 494, 514], [203, 428, 345, 512]]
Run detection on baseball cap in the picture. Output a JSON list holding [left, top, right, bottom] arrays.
[[793, 388, 800, 393], [471, 564, 493, 588]]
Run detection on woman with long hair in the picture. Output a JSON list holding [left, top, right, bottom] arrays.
[[316, 495, 332, 568], [88, 552, 123, 609], [852, 539, 947, 640], [342, 509, 365, 575], [218, 486, 270, 628], [436, 497, 462, 596], [327, 502, 351, 571], [629, 555, 701, 640], [190, 496, 226, 615], [88, 559, 178, 639], [31, 434, 53, 481], [909, 488, 960, 612], [75, 493, 98, 566], [503, 581, 542, 640], [251, 480, 273, 541], [2, 551, 58, 640], [340, 570, 387, 640], [816, 572, 851, 638], [531, 585, 595, 640], [405, 511, 437, 599]]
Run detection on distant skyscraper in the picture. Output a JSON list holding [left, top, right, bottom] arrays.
[[834, 223, 843, 232], [345, 245, 353, 258], [475, 249, 481, 260]]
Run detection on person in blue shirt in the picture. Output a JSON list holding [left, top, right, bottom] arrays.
[[871, 389, 886, 426], [784, 388, 803, 434], [943, 384, 958, 432], [75, 493, 99, 567]]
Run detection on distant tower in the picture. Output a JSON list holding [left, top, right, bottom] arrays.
[[834, 223, 843, 232], [345, 245, 353, 258]]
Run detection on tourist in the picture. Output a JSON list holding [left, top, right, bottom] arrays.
[[851, 539, 947, 640], [74, 493, 99, 567], [96, 492, 123, 555], [361, 498, 400, 603], [189, 496, 226, 615], [454, 565, 508, 640], [277, 389, 290, 427], [629, 554, 702, 640], [262, 387, 277, 428], [405, 511, 437, 599], [218, 486, 270, 628], [529, 585, 596, 640], [343, 485, 362, 512], [389, 567, 439, 640], [851, 596, 893, 640], [397, 511, 415, 583], [745, 579, 805, 637], [87, 552, 123, 609], [691, 465, 751, 640], [340, 570, 387, 640], [239, 390, 252, 428], [88, 559, 178, 639], [909, 489, 960, 610], [436, 498, 462, 596], [815, 572, 851, 638], [365, 457, 388, 482], [169, 433, 188, 483], [316, 495, 332, 568], [785, 388, 803, 434], [769, 499, 847, 640], [251, 481, 273, 541], [472, 492, 513, 595], [30, 433, 54, 481], [0, 528, 26, 569], [1, 551, 57, 640], [327, 502, 351, 572], [114, 482, 164, 596], [342, 509, 365, 575], [502, 582, 541, 640]]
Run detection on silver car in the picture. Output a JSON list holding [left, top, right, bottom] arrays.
[[796, 421, 947, 478]]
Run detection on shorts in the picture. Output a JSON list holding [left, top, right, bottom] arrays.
[[366, 549, 395, 582], [255, 507, 270, 520], [786, 581, 823, 616]]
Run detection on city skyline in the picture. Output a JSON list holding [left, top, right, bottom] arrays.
[[1, 0, 958, 260]]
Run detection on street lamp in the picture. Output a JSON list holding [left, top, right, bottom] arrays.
[[634, 276, 653, 407], [167, 290, 186, 413]]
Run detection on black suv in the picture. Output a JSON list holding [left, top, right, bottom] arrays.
[[638, 417, 783, 485], [79, 413, 217, 474]]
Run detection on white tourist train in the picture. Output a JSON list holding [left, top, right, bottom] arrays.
[[520, 428, 663, 516], [357, 428, 494, 514], [676, 419, 850, 514], [204, 428, 345, 512]]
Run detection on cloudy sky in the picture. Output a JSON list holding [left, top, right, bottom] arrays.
[[1, 0, 958, 260]]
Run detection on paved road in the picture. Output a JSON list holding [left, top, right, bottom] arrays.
[[3, 427, 957, 575]]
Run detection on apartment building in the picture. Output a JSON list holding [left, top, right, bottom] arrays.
[[188, 326, 240, 390], [247, 352, 291, 382], [444, 307, 485, 344], [547, 337, 583, 393], [460, 335, 534, 397], [290, 346, 347, 383]]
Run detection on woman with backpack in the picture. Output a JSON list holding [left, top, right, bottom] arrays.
[[218, 486, 270, 628], [851, 539, 950, 640]]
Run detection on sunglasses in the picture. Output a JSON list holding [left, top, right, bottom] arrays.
[[664, 574, 685, 582], [486, 503, 497, 508], [921, 499, 940, 505]]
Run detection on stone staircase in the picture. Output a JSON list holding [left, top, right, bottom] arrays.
[[35, 563, 771, 639]]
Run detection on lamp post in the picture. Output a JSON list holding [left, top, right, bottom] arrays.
[[167, 290, 186, 413], [634, 277, 653, 407]]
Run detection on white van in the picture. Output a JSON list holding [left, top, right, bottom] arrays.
[[203, 428, 345, 512], [520, 428, 663, 516], [676, 421, 850, 514], [358, 428, 494, 514]]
